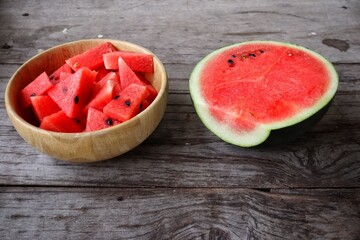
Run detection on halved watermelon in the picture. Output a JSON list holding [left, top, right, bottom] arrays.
[[189, 41, 338, 147], [103, 51, 154, 73]]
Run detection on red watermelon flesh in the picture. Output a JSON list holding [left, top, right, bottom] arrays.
[[103, 84, 149, 122], [31, 95, 61, 121], [93, 71, 120, 97], [135, 72, 158, 102], [118, 57, 145, 89], [66, 42, 116, 71], [49, 63, 73, 83], [103, 51, 154, 73], [140, 99, 151, 111], [200, 43, 330, 132], [48, 67, 96, 118], [59, 72, 72, 81], [85, 107, 120, 132], [84, 78, 118, 114], [95, 66, 111, 82], [19, 71, 54, 109], [40, 110, 84, 133]]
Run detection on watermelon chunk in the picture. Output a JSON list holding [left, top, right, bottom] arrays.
[[93, 71, 120, 96], [48, 67, 96, 118], [31, 95, 61, 121], [40, 111, 84, 133], [66, 42, 117, 71], [59, 72, 72, 81], [84, 78, 118, 114], [95, 66, 111, 82], [49, 63, 73, 83], [118, 57, 146, 89], [19, 72, 54, 109], [103, 51, 154, 73], [103, 84, 149, 122], [85, 107, 120, 132], [135, 72, 158, 102]]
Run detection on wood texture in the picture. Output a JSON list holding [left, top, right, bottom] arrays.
[[1, 187, 359, 239], [1, 0, 360, 239]]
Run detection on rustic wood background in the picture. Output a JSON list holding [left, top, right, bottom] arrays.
[[1, 0, 359, 239]]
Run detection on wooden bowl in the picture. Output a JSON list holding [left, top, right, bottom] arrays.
[[5, 39, 168, 162]]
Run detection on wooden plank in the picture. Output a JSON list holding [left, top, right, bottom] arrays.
[[0, 187, 359, 239], [0, 0, 359, 65]]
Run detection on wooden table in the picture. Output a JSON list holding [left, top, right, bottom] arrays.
[[1, 0, 359, 239]]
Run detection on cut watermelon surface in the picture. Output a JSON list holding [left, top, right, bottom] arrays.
[[66, 42, 116, 71], [85, 107, 120, 132], [103, 51, 154, 73], [19, 71, 53, 109], [31, 95, 61, 121], [189, 41, 338, 147], [48, 67, 97, 118], [17, 41, 158, 133]]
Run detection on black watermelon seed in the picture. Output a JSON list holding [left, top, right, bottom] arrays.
[[124, 100, 131, 107], [74, 96, 79, 104], [105, 118, 113, 126], [49, 75, 55, 80], [259, 49, 265, 53], [22, 13, 29, 16], [30, 93, 36, 97], [227, 59, 235, 66], [113, 95, 120, 100], [76, 119, 80, 124], [232, 54, 236, 58], [249, 53, 256, 57], [139, 103, 143, 110]]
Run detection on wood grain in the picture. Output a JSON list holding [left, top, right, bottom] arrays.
[[1, 187, 359, 240], [1, 0, 360, 239]]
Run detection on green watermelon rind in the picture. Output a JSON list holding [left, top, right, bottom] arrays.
[[189, 41, 339, 147]]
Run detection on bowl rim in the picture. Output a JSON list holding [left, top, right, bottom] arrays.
[[5, 38, 168, 137]]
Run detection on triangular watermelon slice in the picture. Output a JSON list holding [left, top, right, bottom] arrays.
[[83, 78, 118, 114], [118, 57, 145, 89], [103, 84, 149, 122], [95, 66, 111, 82], [92, 71, 120, 97], [66, 42, 116, 71], [135, 72, 158, 102], [31, 95, 61, 121], [40, 110, 84, 133], [103, 51, 154, 73], [48, 67, 97, 118], [49, 63, 73, 84], [85, 107, 120, 132], [19, 71, 54, 109]]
